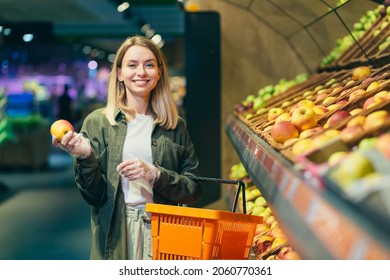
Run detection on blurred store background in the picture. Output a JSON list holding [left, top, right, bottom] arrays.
[[0, 0, 385, 260]]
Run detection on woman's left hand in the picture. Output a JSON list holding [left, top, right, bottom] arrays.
[[117, 159, 160, 185]]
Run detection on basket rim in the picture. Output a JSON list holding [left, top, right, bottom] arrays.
[[145, 203, 263, 224]]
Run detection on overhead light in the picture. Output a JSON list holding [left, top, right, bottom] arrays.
[[22, 34, 34, 42], [117, 2, 130, 13]]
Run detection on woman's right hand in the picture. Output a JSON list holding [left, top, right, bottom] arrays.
[[52, 131, 92, 160]]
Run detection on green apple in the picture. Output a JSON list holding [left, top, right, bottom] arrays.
[[330, 151, 375, 190]]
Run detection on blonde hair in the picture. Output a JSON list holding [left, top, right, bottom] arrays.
[[105, 35, 178, 129]]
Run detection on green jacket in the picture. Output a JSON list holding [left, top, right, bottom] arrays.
[[74, 108, 202, 259]]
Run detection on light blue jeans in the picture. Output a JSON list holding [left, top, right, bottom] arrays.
[[125, 204, 152, 260]]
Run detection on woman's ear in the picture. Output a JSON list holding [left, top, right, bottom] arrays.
[[117, 68, 123, 82]]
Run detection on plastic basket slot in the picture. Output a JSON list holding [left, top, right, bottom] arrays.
[[211, 220, 257, 260], [157, 214, 205, 259]]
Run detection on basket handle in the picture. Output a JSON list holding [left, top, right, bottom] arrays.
[[188, 176, 247, 214]]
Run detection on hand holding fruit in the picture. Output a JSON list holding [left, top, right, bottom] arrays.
[[51, 119, 91, 160]]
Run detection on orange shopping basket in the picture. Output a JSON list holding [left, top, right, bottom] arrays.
[[145, 176, 263, 260]]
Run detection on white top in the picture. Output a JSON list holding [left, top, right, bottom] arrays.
[[121, 113, 154, 207]]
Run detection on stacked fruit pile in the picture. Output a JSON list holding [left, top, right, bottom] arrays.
[[229, 163, 301, 260], [321, 3, 390, 68]]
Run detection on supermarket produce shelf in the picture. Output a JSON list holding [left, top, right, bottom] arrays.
[[225, 114, 390, 260]]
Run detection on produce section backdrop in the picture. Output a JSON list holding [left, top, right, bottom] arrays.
[[186, 0, 379, 204]]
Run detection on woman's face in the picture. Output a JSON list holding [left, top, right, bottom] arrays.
[[118, 45, 161, 99]]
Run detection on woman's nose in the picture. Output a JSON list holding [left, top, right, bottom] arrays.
[[137, 66, 147, 75]]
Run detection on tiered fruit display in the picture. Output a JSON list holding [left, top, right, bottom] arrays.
[[320, 4, 386, 68], [228, 163, 301, 260]]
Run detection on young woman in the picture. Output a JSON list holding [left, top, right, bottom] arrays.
[[52, 35, 202, 260]]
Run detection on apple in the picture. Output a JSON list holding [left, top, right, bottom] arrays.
[[328, 151, 349, 166], [254, 235, 273, 254], [315, 93, 328, 102], [291, 138, 314, 155], [274, 112, 291, 123], [376, 133, 390, 160], [348, 88, 366, 101], [50, 119, 74, 141], [346, 115, 366, 127], [255, 224, 270, 236], [270, 121, 299, 144], [271, 235, 288, 248], [350, 108, 363, 116], [330, 151, 375, 190], [358, 137, 378, 151], [281, 251, 301, 260], [296, 99, 315, 108], [265, 215, 276, 226], [374, 90, 388, 99], [324, 129, 341, 137], [352, 66, 371, 81], [340, 125, 365, 142], [251, 206, 266, 216], [278, 246, 293, 259], [283, 137, 299, 147], [322, 96, 336, 105], [281, 101, 291, 108], [312, 105, 329, 116], [291, 106, 318, 131], [325, 110, 351, 128], [326, 103, 342, 112], [299, 126, 324, 138], [311, 134, 334, 149], [366, 80, 381, 91], [268, 107, 284, 122], [254, 196, 267, 207], [363, 96, 386, 110], [364, 110, 390, 130]]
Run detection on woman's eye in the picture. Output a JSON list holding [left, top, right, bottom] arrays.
[[129, 64, 136, 68], [146, 63, 155, 68]]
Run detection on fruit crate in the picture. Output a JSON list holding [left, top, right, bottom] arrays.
[[145, 176, 263, 260]]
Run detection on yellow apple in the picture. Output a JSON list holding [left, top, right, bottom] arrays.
[[297, 99, 315, 108], [50, 119, 74, 141], [291, 106, 318, 131], [350, 108, 363, 116], [268, 107, 284, 122], [322, 96, 337, 105], [346, 115, 366, 127], [312, 105, 329, 116], [366, 80, 381, 91], [352, 66, 371, 81], [364, 110, 390, 130], [291, 138, 314, 155], [274, 112, 291, 123], [328, 151, 349, 166], [374, 90, 388, 99]]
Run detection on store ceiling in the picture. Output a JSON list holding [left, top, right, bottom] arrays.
[[0, 0, 184, 52]]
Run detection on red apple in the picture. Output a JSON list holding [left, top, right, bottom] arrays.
[[315, 93, 328, 102], [326, 110, 351, 128], [268, 107, 284, 122], [291, 106, 318, 131], [377, 133, 390, 160], [348, 88, 366, 101], [271, 121, 299, 144], [340, 125, 365, 142], [363, 96, 386, 110], [50, 119, 74, 141]]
